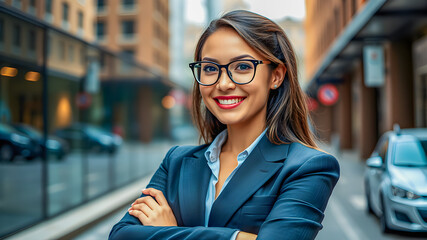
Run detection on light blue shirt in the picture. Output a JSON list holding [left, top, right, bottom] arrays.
[[204, 129, 267, 239]]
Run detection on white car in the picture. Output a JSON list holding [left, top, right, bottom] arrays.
[[364, 125, 427, 233]]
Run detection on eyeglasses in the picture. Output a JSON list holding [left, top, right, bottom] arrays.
[[189, 59, 271, 86]]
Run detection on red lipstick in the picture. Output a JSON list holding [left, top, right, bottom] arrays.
[[213, 96, 246, 109]]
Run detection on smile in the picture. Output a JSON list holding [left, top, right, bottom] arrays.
[[214, 96, 246, 109]]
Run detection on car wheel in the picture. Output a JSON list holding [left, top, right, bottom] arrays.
[[0, 144, 14, 162], [365, 181, 374, 215], [380, 195, 392, 233]]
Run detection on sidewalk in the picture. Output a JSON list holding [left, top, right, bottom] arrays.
[[6, 174, 154, 240], [5, 139, 198, 240]]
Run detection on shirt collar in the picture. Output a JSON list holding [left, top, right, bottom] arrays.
[[204, 128, 267, 163]]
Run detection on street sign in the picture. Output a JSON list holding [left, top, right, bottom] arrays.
[[76, 92, 92, 109], [363, 45, 385, 87], [318, 84, 339, 106]]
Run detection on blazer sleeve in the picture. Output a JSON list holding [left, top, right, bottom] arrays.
[[256, 153, 340, 240], [109, 146, 238, 240]]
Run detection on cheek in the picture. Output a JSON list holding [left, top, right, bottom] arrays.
[[199, 86, 209, 99]]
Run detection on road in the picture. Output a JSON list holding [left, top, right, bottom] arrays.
[[76, 144, 427, 240]]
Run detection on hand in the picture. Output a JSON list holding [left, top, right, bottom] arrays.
[[128, 188, 178, 226], [236, 232, 257, 240]]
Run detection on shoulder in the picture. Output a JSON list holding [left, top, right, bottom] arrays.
[[284, 142, 340, 176], [163, 144, 209, 165]]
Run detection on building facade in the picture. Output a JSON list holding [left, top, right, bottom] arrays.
[[0, 0, 173, 238], [305, 0, 427, 158], [96, 0, 169, 75]]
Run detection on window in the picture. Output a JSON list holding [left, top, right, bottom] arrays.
[[59, 40, 65, 60], [378, 139, 389, 162], [12, 0, 22, 9], [68, 44, 74, 62], [394, 140, 427, 167], [45, 0, 52, 13], [13, 24, 21, 47], [122, 49, 134, 58], [0, 18, 4, 44], [28, 0, 36, 15], [122, 20, 134, 38], [28, 29, 36, 52], [62, 3, 69, 22], [96, 21, 105, 39], [97, 0, 106, 12], [122, 0, 134, 8], [78, 11, 84, 29]]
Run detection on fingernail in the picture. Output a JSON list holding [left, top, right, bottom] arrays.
[[128, 207, 131, 211], [142, 189, 146, 192]]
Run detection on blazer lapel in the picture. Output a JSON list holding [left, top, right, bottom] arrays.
[[208, 135, 290, 227], [178, 148, 211, 226]]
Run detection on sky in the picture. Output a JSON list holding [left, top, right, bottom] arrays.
[[185, 0, 306, 25]]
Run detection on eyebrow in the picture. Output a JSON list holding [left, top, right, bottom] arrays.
[[202, 54, 255, 62]]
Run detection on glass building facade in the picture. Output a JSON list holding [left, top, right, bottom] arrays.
[[0, 5, 176, 238]]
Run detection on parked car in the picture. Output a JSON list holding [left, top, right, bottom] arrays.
[[364, 124, 427, 233], [54, 123, 122, 154], [0, 123, 41, 161], [12, 124, 69, 160]]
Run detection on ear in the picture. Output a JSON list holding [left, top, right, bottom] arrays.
[[270, 64, 287, 90]]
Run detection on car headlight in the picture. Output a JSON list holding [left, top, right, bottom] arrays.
[[11, 133, 31, 145], [46, 139, 61, 150], [100, 135, 112, 145], [391, 186, 421, 200]]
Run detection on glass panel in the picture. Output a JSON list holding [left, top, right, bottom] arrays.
[[393, 140, 427, 167], [47, 30, 84, 216], [0, 12, 43, 236]]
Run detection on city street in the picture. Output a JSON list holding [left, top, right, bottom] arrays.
[[75, 144, 427, 240]]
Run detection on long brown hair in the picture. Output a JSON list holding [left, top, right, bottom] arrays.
[[191, 10, 317, 148]]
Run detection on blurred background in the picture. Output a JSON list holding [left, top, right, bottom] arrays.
[[0, 0, 426, 239]]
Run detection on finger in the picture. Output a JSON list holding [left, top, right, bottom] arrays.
[[141, 196, 160, 210], [129, 209, 149, 225], [142, 188, 168, 206], [132, 203, 153, 214], [133, 196, 159, 209]]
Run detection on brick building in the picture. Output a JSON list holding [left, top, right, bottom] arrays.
[[305, 0, 427, 158]]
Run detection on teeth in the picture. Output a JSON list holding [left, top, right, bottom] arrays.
[[218, 98, 244, 105]]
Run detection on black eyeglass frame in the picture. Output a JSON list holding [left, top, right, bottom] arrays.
[[188, 59, 271, 86]]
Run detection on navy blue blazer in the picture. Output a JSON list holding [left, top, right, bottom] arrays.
[[109, 135, 340, 240]]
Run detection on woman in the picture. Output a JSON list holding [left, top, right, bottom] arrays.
[[109, 10, 339, 240]]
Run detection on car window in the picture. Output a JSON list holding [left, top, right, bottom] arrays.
[[378, 139, 389, 162], [393, 140, 427, 167]]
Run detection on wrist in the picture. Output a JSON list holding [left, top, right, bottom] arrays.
[[236, 231, 257, 240]]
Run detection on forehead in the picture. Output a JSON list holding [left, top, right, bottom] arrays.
[[200, 27, 263, 62]]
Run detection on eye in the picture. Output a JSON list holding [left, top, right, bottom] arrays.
[[203, 65, 218, 73], [235, 63, 253, 71]]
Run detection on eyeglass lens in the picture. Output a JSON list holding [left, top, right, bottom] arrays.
[[193, 60, 255, 85]]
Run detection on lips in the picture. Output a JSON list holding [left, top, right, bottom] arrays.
[[213, 96, 246, 109]]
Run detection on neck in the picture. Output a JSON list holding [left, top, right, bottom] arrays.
[[222, 113, 266, 154]]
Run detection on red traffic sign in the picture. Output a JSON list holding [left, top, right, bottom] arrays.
[[318, 84, 339, 106], [76, 92, 92, 109]]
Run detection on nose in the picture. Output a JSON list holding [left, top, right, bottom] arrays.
[[217, 67, 235, 91]]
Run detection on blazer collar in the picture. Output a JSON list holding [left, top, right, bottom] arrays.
[[178, 135, 290, 227]]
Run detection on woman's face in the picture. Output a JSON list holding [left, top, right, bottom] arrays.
[[199, 27, 277, 128]]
